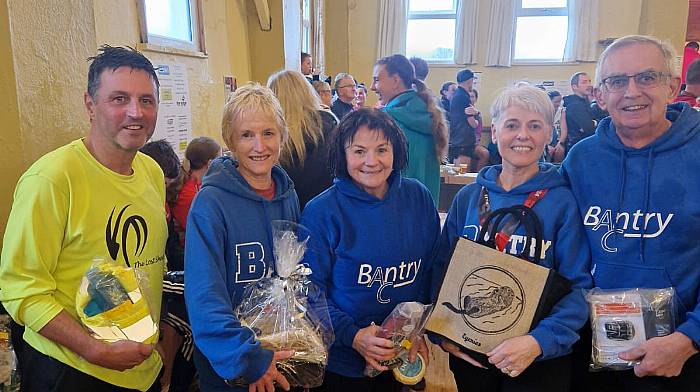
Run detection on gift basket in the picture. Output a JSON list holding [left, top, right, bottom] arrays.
[[0, 315, 19, 392], [586, 287, 675, 370], [365, 302, 432, 386], [75, 258, 158, 344], [235, 221, 334, 388]]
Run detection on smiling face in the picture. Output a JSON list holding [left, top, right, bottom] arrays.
[[595, 43, 680, 148], [85, 67, 158, 154], [345, 126, 394, 199], [371, 64, 403, 104], [227, 110, 282, 188], [492, 105, 551, 177]]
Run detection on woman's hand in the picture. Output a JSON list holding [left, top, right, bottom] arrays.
[[408, 335, 429, 366], [487, 335, 541, 378], [440, 340, 486, 369], [352, 324, 396, 371], [249, 350, 293, 392]]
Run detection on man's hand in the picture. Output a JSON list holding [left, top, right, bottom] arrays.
[[408, 335, 429, 366], [249, 350, 293, 392], [618, 332, 698, 377], [352, 324, 395, 371], [465, 106, 479, 116], [487, 335, 541, 378], [85, 340, 154, 371], [440, 340, 486, 369]]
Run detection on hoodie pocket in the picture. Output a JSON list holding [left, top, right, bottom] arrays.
[[593, 260, 673, 291]]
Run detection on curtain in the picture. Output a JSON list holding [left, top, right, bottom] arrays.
[[563, 0, 599, 62], [454, 0, 479, 64], [311, 0, 325, 74], [377, 0, 408, 58], [485, 0, 516, 67]]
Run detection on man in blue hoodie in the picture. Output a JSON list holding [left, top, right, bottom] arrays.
[[563, 35, 700, 391]]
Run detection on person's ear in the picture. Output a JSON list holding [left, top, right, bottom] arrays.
[[594, 87, 607, 111], [84, 92, 96, 122], [667, 76, 682, 103], [491, 123, 498, 144]]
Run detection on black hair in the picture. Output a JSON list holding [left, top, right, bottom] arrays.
[[140, 140, 180, 179], [409, 57, 429, 81], [87, 45, 159, 99], [686, 42, 699, 50], [301, 52, 311, 62], [456, 69, 474, 83], [328, 108, 408, 179], [570, 71, 588, 87], [186, 137, 221, 170], [440, 81, 456, 97], [547, 90, 562, 99], [376, 54, 415, 88]]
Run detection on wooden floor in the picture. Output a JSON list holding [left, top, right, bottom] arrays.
[[424, 341, 458, 391]]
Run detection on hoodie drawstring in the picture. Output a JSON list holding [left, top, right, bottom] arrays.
[[639, 148, 655, 263], [615, 150, 627, 253]]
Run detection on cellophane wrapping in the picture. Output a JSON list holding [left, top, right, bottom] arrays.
[[586, 287, 675, 371], [235, 221, 334, 388], [365, 302, 432, 378], [75, 258, 158, 344]]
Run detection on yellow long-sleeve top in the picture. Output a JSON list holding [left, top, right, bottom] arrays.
[[0, 139, 167, 391]]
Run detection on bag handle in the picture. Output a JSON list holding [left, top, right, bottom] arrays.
[[477, 204, 545, 264]]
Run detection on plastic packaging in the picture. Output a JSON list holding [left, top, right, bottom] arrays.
[[0, 315, 19, 392], [235, 221, 334, 388], [75, 258, 158, 344], [586, 287, 675, 370], [365, 302, 432, 385]]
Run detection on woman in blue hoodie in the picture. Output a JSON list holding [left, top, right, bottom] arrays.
[[436, 86, 592, 391], [371, 54, 449, 206], [301, 109, 440, 391], [185, 84, 299, 392]]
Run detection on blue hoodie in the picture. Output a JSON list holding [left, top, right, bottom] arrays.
[[562, 103, 700, 347], [300, 172, 440, 377], [184, 157, 300, 391], [383, 90, 441, 205], [435, 163, 593, 360]]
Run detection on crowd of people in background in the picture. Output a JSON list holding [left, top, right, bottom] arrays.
[[2, 34, 700, 392]]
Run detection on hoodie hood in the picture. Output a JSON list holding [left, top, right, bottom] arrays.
[[383, 90, 433, 135], [595, 102, 700, 153], [477, 163, 568, 195], [201, 156, 296, 202], [333, 170, 402, 204]]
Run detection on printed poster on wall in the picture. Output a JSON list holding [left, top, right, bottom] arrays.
[[151, 62, 192, 159]]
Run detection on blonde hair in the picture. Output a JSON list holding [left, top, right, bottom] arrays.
[[221, 83, 288, 153], [267, 70, 324, 166], [490, 85, 555, 129], [596, 35, 678, 85]]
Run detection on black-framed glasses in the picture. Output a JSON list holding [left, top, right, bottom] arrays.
[[600, 71, 671, 92]]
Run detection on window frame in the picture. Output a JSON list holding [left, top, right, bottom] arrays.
[[301, 0, 311, 53], [511, 0, 568, 64], [406, 0, 459, 64], [137, 0, 206, 54]]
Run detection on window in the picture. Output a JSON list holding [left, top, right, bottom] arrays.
[[302, 0, 311, 53], [138, 0, 205, 53], [512, 0, 568, 62], [406, 0, 457, 62]]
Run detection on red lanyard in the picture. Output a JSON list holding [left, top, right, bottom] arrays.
[[477, 187, 548, 251]]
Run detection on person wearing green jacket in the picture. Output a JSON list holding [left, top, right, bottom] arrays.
[[371, 54, 448, 205]]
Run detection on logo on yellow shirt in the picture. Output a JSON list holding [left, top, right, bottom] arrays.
[[105, 205, 148, 267]]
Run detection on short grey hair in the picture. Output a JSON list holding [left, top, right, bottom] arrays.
[[334, 73, 355, 90], [490, 85, 554, 128], [595, 35, 678, 85]]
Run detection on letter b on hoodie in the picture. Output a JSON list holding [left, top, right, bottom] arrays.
[[235, 242, 266, 283]]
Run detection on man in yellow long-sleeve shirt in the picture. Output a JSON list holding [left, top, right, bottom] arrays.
[[0, 45, 167, 391]]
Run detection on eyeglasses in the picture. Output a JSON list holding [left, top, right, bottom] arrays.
[[600, 71, 671, 92], [337, 84, 357, 89]]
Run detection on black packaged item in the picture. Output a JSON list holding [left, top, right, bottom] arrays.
[[586, 287, 675, 371]]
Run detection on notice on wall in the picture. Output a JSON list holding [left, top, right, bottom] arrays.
[[151, 62, 192, 159], [508, 79, 572, 96]]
